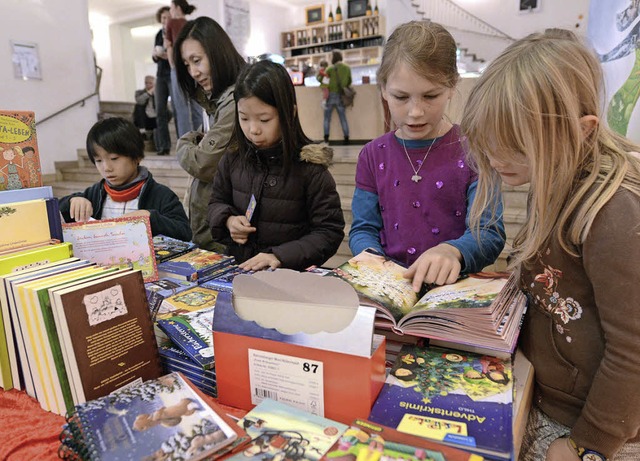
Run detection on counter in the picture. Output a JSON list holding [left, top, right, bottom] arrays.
[[295, 77, 477, 143]]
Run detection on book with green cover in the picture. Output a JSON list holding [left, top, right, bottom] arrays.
[[0, 242, 73, 390]]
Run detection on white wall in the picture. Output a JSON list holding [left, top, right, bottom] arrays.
[[0, 0, 99, 176]]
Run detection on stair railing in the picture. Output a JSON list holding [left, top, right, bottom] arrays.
[[36, 64, 102, 126]]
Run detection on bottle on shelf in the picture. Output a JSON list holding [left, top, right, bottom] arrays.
[[366, 1, 372, 16], [328, 6, 334, 23], [374, 0, 379, 16], [336, 1, 342, 21]]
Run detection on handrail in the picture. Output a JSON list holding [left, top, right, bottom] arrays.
[[36, 64, 103, 126], [36, 92, 99, 126]]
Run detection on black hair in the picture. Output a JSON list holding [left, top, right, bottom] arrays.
[[232, 60, 311, 176], [331, 50, 343, 65], [85, 117, 145, 164], [174, 16, 246, 100], [171, 0, 196, 15], [155, 6, 169, 23]]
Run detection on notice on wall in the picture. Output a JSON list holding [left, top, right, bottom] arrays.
[[224, 0, 250, 55], [11, 41, 42, 80]]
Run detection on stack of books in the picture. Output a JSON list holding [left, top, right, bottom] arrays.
[[156, 248, 235, 283]]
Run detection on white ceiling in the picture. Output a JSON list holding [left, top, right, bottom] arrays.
[[87, 0, 311, 23]]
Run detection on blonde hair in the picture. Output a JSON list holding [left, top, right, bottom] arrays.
[[377, 20, 459, 89], [462, 28, 640, 268]]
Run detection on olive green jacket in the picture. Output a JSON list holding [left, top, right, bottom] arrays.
[[176, 85, 236, 251]]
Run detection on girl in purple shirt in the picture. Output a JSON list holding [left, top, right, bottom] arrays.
[[349, 21, 505, 291]]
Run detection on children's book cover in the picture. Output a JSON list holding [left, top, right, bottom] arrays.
[[156, 306, 216, 370], [368, 345, 513, 460], [157, 248, 235, 282], [59, 372, 239, 461], [329, 250, 525, 358], [200, 266, 254, 293], [156, 285, 220, 320], [145, 277, 197, 321], [323, 418, 483, 461], [153, 234, 197, 263], [229, 399, 348, 461], [62, 215, 158, 282], [0, 110, 42, 191]]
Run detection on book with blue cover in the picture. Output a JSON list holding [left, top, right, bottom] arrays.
[[145, 277, 197, 320], [152, 234, 197, 263], [157, 306, 216, 370], [58, 372, 241, 461], [199, 266, 254, 292], [368, 344, 513, 460], [157, 248, 234, 282], [0, 185, 52, 204]]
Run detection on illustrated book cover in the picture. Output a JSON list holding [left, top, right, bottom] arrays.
[[156, 248, 235, 282], [323, 418, 483, 461], [0, 198, 63, 252], [58, 372, 242, 461], [62, 215, 158, 282], [49, 269, 162, 403], [200, 266, 254, 293], [329, 249, 527, 358], [229, 399, 348, 461], [145, 277, 197, 321], [156, 300, 217, 370], [153, 234, 197, 263], [368, 344, 513, 460], [0, 110, 42, 190]]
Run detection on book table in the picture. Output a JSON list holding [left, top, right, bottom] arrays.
[[0, 351, 533, 460]]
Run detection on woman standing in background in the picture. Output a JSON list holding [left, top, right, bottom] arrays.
[[164, 0, 202, 137]]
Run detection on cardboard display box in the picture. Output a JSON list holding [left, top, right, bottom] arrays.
[[212, 270, 386, 424]]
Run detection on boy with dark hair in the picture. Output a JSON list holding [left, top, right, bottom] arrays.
[[59, 117, 191, 241]]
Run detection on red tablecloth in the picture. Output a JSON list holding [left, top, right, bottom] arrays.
[[0, 389, 64, 461]]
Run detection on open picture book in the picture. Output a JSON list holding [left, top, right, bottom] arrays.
[[328, 249, 528, 357]]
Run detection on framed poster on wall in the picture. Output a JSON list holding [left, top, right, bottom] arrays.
[[306, 5, 325, 25], [349, 0, 368, 18], [518, 0, 540, 13]]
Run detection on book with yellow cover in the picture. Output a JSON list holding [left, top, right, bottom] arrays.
[[0, 198, 63, 253], [0, 110, 42, 190], [0, 242, 73, 390]]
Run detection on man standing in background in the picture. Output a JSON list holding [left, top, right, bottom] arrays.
[[152, 6, 172, 156]]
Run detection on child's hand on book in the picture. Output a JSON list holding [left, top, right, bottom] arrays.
[[403, 243, 462, 291], [226, 215, 256, 244], [239, 252, 281, 271], [69, 197, 94, 222]]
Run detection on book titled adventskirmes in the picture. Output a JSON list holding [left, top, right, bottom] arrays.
[[369, 344, 513, 460], [329, 249, 527, 357]]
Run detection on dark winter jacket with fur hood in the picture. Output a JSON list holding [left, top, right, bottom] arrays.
[[208, 143, 345, 270]]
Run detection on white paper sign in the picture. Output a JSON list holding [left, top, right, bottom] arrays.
[[248, 349, 324, 415]]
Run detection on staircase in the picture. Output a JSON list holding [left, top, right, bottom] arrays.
[[409, 0, 516, 69], [47, 143, 525, 271]]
